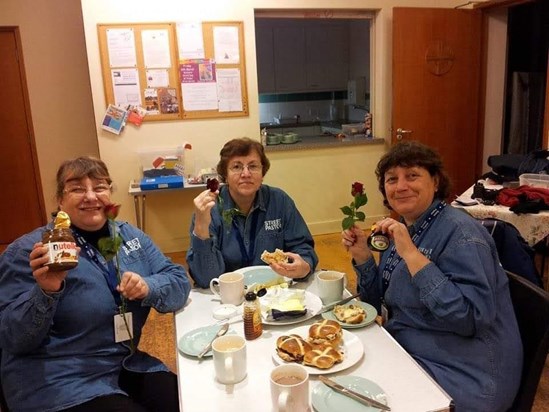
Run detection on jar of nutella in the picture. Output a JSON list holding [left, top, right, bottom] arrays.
[[367, 228, 390, 252], [42, 212, 78, 271]]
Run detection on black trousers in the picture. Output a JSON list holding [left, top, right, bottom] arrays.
[[61, 370, 180, 412]]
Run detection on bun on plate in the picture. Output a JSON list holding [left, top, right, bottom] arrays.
[[276, 334, 313, 363], [261, 248, 288, 265], [308, 319, 343, 348], [303, 343, 344, 369], [333, 304, 366, 324]]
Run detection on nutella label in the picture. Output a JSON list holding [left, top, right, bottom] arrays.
[[44, 242, 78, 265]]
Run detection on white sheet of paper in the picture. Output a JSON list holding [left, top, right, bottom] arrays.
[[111, 69, 141, 106], [177, 22, 205, 59], [114, 312, 133, 343], [106, 28, 137, 67], [216, 68, 243, 112], [142, 29, 172, 68], [213, 26, 239, 64]]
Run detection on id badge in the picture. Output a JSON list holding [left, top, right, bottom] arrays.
[[381, 303, 389, 325], [114, 311, 133, 343]]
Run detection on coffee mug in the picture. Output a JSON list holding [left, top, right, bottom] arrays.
[[316, 270, 346, 305], [212, 334, 247, 384], [270, 364, 309, 412], [210, 272, 245, 305]]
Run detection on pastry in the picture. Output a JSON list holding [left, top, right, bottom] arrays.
[[333, 304, 366, 324], [275, 334, 313, 363], [261, 248, 288, 265], [303, 343, 344, 369], [308, 319, 343, 348]]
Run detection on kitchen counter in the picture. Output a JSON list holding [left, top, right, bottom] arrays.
[[264, 134, 383, 152]]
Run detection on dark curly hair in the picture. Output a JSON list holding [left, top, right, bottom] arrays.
[[216, 137, 270, 182], [375, 141, 451, 209]]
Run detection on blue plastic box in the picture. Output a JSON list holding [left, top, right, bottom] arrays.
[[139, 175, 184, 190]]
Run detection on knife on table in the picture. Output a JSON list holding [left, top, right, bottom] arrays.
[[197, 322, 229, 359], [319, 376, 391, 411], [317, 293, 361, 315]]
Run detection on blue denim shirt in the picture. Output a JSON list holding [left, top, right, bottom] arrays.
[[355, 201, 523, 412], [187, 185, 318, 287], [0, 221, 191, 412]]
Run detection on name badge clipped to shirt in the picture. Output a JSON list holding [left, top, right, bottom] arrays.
[[114, 311, 133, 343]]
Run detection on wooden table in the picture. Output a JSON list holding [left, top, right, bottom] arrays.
[[174, 276, 453, 411]]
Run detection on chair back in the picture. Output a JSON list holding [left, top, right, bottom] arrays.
[[505, 270, 549, 412]]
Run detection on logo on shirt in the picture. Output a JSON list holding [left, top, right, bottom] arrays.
[[264, 219, 282, 231], [122, 238, 142, 255]]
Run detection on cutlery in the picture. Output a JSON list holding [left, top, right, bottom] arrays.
[[317, 293, 360, 315], [197, 322, 229, 359], [319, 376, 391, 411]]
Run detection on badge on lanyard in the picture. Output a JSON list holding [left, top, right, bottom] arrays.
[[114, 310, 133, 343]]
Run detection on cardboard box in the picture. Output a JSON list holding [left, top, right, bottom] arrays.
[[139, 175, 184, 190]]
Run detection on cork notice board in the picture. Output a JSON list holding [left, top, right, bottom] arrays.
[[97, 21, 248, 122]]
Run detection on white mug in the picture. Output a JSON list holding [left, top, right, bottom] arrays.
[[270, 364, 309, 412], [316, 270, 346, 305], [212, 335, 247, 384], [209, 272, 245, 305]]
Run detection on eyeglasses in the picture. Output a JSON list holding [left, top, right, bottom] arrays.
[[228, 163, 263, 174], [63, 184, 111, 197]]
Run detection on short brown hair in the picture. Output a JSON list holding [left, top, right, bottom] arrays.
[[56, 156, 112, 200], [216, 137, 270, 182], [375, 141, 452, 209]]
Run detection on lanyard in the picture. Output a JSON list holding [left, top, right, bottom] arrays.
[[73, 229, 122, 306], [381, 201, 446, 298], [232, 210, 260, 267]]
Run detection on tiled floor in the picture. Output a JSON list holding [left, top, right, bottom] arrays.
[[140, 233, 549, 411]]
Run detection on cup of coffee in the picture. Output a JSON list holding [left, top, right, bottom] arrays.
[[209, 272, 245, 305], [270, 364, 309, 412], [316, 270, 346, 305], [212, 335, 247, 384]]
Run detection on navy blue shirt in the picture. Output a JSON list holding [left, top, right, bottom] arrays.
[[187, 185, 318, 287]]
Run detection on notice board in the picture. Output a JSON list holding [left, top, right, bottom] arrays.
[[97, 21, 248, 122]]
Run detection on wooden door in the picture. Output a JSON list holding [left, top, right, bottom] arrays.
[[0, 27, 46, 250], [393, 8, 483, 198]]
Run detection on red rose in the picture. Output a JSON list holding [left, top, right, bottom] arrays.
[[104, 203, 121, 220], [207, 178, 220, 192], [351, 182, 364, 197]]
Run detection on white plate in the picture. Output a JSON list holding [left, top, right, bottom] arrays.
[[321, 301, 378, 329], [261, 290, 322, 326], [177, 324, 235, 358], [271, 325, 364, 375], [312, 375, 388, 412], [235, 265, 285, 287]]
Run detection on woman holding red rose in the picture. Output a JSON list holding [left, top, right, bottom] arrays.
[[341, 141, 522, 412], [187, 137, 318, 287], [0, 156, 190, 412]]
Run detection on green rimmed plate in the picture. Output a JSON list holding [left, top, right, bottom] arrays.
[[321, 301, 378, 329]]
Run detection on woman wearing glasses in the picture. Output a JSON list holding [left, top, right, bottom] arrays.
[[0, 156, 190, 412], [187, 137, 318, 288]]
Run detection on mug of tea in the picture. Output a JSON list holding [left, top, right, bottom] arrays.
[[316, 270, 346, 305], [212, 335, 247, 385], [270, 364, 309, 412], [209, 272, 245, 305]]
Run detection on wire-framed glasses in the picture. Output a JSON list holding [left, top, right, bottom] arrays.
[[63, 184, 112, 197], [228, 163, 262, 174]]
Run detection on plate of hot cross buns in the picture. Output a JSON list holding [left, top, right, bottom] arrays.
[[272, 319, 364, 375]]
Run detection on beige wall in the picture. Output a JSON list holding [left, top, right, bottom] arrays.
[[80, 0, 469, 252], [0, 0, 99, 215]]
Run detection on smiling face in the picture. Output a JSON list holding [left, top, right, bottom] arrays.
[[383, 166, 439, 224], [226, 151, 264, 206], [58, 176, 112, 231]]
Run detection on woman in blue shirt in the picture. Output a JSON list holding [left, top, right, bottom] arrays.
[[187, 137, 318, 288], [0, 156, 190, 412], [342, 141, 522, 412]]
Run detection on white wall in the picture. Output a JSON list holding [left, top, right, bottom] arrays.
[[80, 0, 479, 252]]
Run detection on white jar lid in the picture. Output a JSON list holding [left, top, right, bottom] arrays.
[[212, 304, 238, 320]]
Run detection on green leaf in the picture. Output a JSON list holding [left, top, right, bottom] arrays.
[[354, 194, 368, 208], [340, 206, 353, 216], [98, 233, 123, 262], [355, 211, 366, 221], [342, 216, 355, 230]]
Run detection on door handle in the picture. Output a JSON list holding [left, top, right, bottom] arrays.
[[396, 128, 412, 140]]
